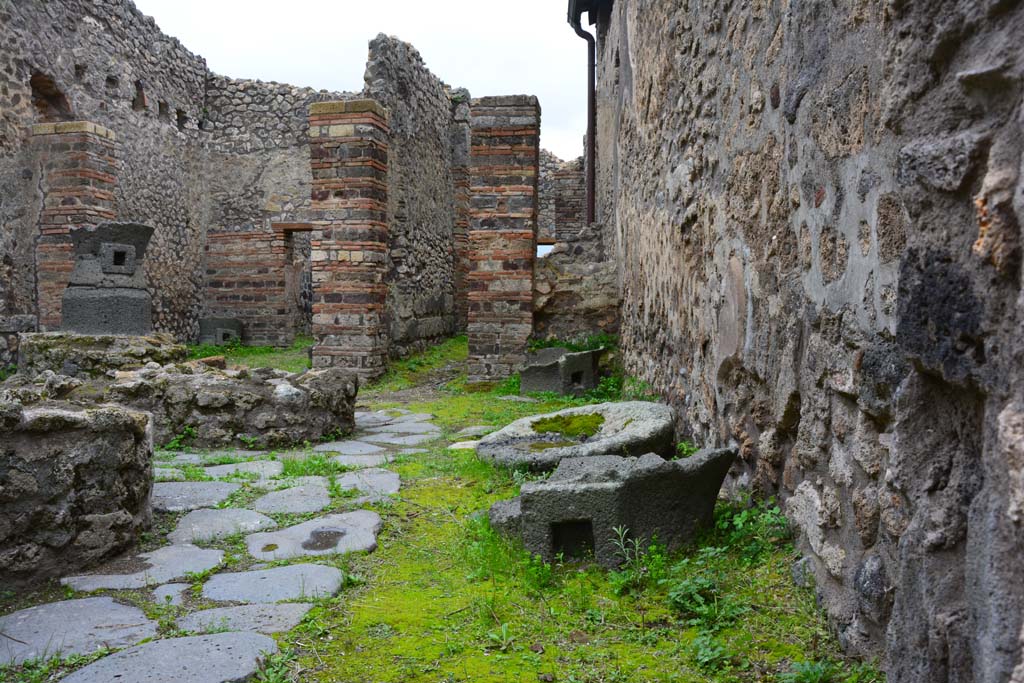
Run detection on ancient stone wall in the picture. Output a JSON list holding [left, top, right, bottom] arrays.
[[364, 35, 458, 357], [538, 149, 563, 244], [592, 1, 1024, 680], [0, 0, 209, 339]]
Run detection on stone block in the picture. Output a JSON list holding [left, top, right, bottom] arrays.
[[520, 347, 603, 396], [198, 317, 244, 345]]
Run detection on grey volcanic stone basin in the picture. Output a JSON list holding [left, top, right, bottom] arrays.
[[476, 401, 676, 471], [489, 448, 737, 567]]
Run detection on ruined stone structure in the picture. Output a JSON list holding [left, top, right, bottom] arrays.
[[576, 0, 1024, 680], [0, 3, 551, 381]]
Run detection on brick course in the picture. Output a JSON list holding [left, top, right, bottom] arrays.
[[308, 100, 391, 378], [466, 96, 540, 382]]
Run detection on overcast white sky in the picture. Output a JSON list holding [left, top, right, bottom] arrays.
[[131, 0, 587, 161]]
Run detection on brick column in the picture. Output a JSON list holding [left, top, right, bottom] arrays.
[[467, 96, 540, 382], [451, 96, 472, 332], [32, 122, 119, 330], [308, 100, 390, 378], [204, 229, 293, 346]]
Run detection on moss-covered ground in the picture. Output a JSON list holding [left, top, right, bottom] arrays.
[[186, 335, 314, 374], [1, 336, 883, 683]]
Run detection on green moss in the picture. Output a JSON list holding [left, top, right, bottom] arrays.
[[186, 335, 313, 374], [531, 413, 605, 439]]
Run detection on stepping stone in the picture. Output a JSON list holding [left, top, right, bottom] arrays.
[[166, 450, 266, 465], [153, 482, 240, 512], [256, 475, 328, 490], [391, 412, 434, 422], [0, 597, 157, 666], [176, 603, 312, 635], [154, 583, 189, 607], [335, 468, 401, 497], [155, 467, 185, 482], [313, 439, 386, 455], [399, 448, 428, 455], [202, 564, 344, 603], [203, 460, 282, 479], [449, 441, 480, 451], [331, 453, 394, 468], [61, 632, 277, 683], [363, 432, 438, 446], [168, 508, 277, 544], [252, 484, 330, 514], [456, 425, 496, 438], [62, 545, 224, 591], [367, 421, 440, 435], [354, 411, 394, 428], [245, 510, 382, 561]]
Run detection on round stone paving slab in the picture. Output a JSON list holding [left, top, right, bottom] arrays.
[[0, 597, 156, 666], [203, 461, 283, 479], [154, 467, 185, 482], [175, 603, 313, 635], [252, 483, 330, 514], [245, 510, 382, 561], [476, 401, 676, 471], [313, 439, 385, 455], [363, 431, 438, 447], [62, 545, 224, 591], [330, 453, 394, 468], [202, 564, 343, 603], [366, 421, 440, 435], [168, 508, 277, 544], [152, 482, 240, 512], [334, 469, 400, 498], [61, 632, 277, 683]]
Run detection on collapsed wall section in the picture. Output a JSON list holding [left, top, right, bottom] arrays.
[[592, 1, 1024, 680], [364, 35, 458, 356]]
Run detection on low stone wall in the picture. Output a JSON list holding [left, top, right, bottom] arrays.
[[0, 397, 153, 589], [17, 332, 186, 378], [101, 364, 358, 449], [0, 315, 35, 372]]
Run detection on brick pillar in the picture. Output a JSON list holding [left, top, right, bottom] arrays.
[[308, 100, 390, 378], [204, 229, 293, 346], [32, 122, 119, 330], [451, 96, 472, 332], [467, 96, 540, 383]]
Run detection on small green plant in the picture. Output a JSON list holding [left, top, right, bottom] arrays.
[[690, 632, 732, 672], [0, 364, 17, 381], [237, 434, 261, 449], [164, 425, 198, 450], [608, 526, 666, 595], [714, 498, 791, 563], [779, 660, 842, 683], [527, 333, 618, 353], [255, 648, 297, 683], [674, 441, 699, 459], [485, 623, 515, 652], [667, 573, 748, 630]]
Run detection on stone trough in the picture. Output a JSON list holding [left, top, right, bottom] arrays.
[[476, 401, 676, 471], [489, 448, 737, 567]]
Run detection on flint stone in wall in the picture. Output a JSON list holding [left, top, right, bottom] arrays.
[[0, 397, 153, 589]]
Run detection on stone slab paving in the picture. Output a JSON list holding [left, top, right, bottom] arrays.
[[354, 411, 395, 428], [455, 425, 496, 438], [153, 583, 189, 607], [331, 453, 394, 468], [335, 468, 401, 497], [363, 431, 438, 446], [245, 511, 383, 561], [202, 564, 344, 603], [390, 412, 434, 422], [366, 421, 440, 435], [176, 603, 313, 635], [313, 439, 386, 455], [448, 440, 481, 451], [168, 508, 277, 544], [60, 632, 277, 683], [251, 483, 330, 514], [62, 545, 224, 591], [165, 450, 266, 466], [255, 475, 328, 490], [154, 467, 185, 482], [203, 460, 282, 479], [152, 482, 240, 512], [0, 597, 157, 665]]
